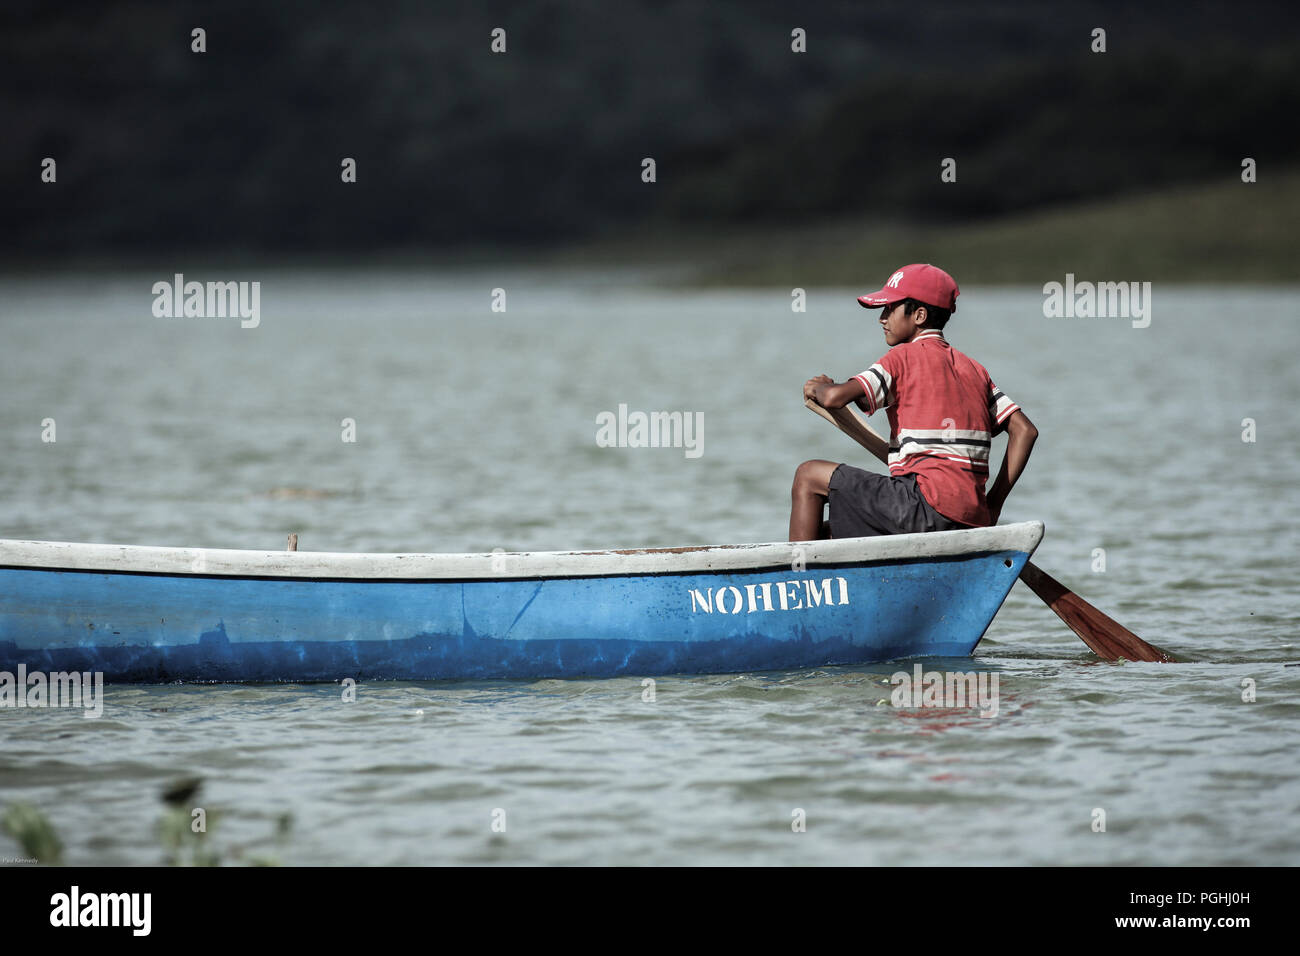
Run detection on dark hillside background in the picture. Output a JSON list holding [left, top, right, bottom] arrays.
[[2, 0, 1297, 262]]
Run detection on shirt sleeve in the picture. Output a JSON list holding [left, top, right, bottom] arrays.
[[852, 360, 895, 415], [988, 380, 1021, 433]]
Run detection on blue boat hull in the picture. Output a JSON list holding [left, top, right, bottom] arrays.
[[0, 542, 1034, 682]]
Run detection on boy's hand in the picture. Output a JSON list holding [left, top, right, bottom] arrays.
[[803, 374, 834, 402]]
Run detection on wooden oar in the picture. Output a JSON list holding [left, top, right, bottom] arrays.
[[803, 398, 1172, 663]]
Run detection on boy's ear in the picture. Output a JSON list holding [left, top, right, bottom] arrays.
[[913, 305, 928, 327]]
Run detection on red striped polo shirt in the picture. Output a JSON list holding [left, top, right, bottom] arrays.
[[852, 330, 1020, 527]]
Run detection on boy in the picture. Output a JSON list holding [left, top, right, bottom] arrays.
[[789, 263, 1037, 541]]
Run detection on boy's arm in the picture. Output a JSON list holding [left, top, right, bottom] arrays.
[[803, 375, 867, 410], [986, 410, 1038, 524]]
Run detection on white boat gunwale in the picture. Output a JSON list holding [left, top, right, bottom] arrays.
[[0, 521, 1044, 580]]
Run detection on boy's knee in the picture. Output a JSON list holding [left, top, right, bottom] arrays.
[[792, 460, 833, 495]]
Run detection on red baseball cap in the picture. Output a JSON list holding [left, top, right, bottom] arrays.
[[857, 263, 959, 313]]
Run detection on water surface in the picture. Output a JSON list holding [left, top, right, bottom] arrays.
[[1, 273, 1296, 864]]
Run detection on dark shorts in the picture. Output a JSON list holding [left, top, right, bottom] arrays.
[[827, 464, 970, 538]]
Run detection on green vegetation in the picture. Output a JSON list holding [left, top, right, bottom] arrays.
[[2, 803, 64, 865], [1, 778, 293, 866]]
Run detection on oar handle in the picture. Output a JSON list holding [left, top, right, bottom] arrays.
[[803, 398, 890, 465]]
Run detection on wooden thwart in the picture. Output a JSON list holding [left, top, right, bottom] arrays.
[[803, 397, 1172, 663]]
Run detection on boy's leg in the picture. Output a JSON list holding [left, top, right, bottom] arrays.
[[789, 459, 840, 541]]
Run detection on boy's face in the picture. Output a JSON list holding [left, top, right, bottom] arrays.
[[878, 301, 926, 346]]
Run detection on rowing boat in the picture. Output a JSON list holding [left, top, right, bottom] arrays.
[[0, 522, 1042, 682]]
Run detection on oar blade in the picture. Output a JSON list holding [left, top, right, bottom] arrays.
[[1018, 561, 1172, 663]]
